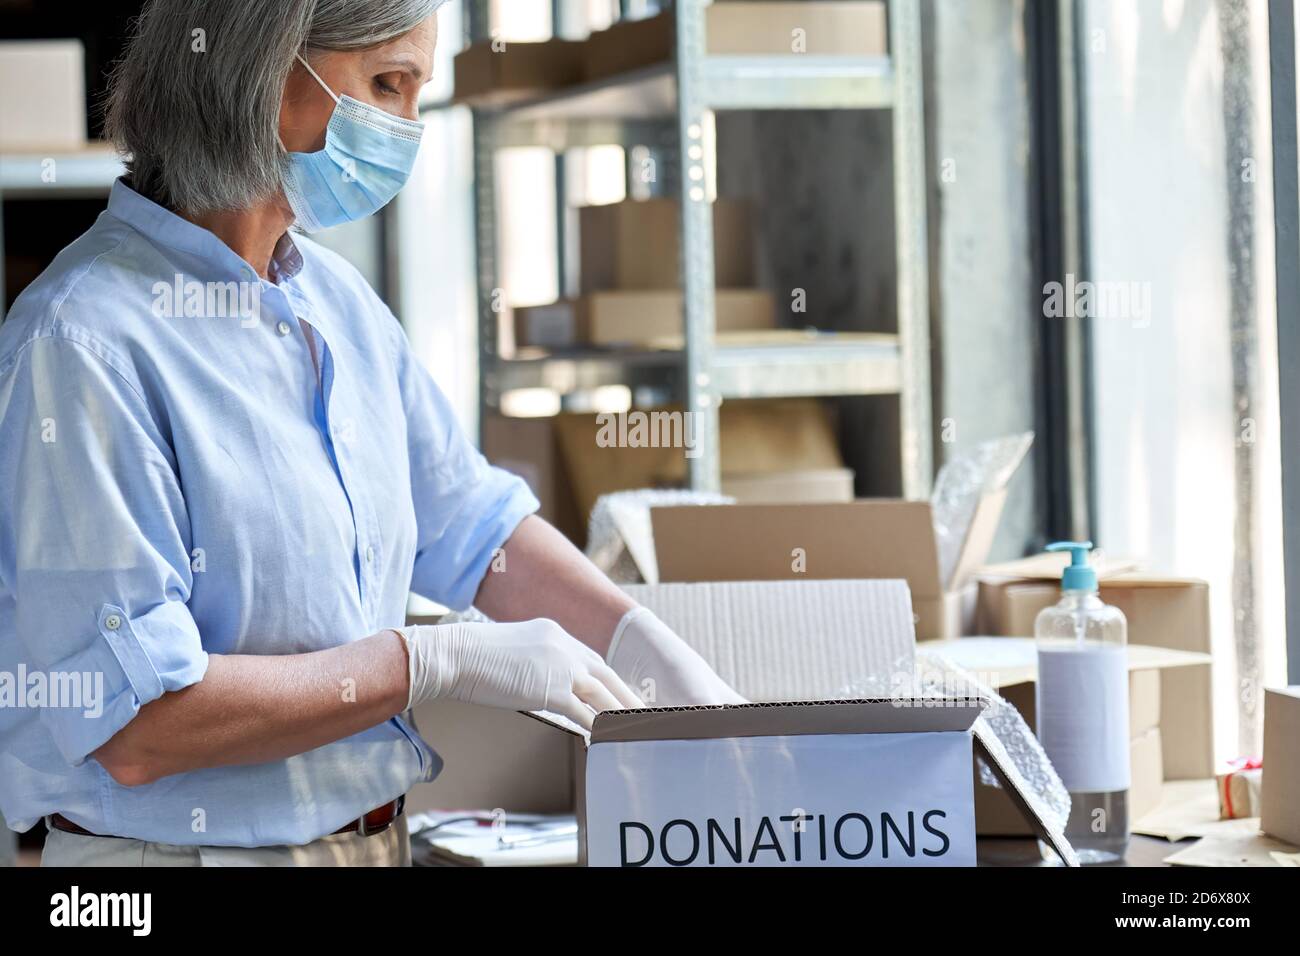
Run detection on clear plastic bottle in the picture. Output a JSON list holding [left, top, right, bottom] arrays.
[[1034, 541, 1130, 864]]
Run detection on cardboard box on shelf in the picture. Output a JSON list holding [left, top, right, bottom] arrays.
[[1261, 687, 1300, 845], [530, 579, 1075, 866], [453, 38, 585, 106], [0, 41, 86, 150], [513, 288, 775, 350], [480, 414, 583, 543], [976, 556, 1215, 780], [921, 637, 1210, 834], [579, 198, 754, 293], [553, 398, 844, 524], [583, 2, 889, 82], [722, 467, 855, 504]]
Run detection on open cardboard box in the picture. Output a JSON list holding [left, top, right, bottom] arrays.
[[630, 495, 1007, 641], [920, 637, 1212, 834], [520, 579, 1077, 866]]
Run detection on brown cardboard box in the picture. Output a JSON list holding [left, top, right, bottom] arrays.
[[481, 414, 583, 543], [649, 495, 1008, 640], [404, 700, 576, 815], [513, 288, 775, 349], [1129, 666, 1161, 737], [553, 399, 843, 523], [0, 41, 86, 150], [977, 558, 1215, 781], [1129, 727, 1165, 822], [923, 637, 1209, 834], [583, 3, 889, 81], [1261, 687, 1300, 845], [579, 199, 754, 293], [453, 38, 585, 106]]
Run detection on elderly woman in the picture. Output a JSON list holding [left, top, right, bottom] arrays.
[[0, 0, 741, 867]]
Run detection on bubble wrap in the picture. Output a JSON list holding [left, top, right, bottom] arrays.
[[839, 650, 1073, 843], [931, 433, 1034, 588]]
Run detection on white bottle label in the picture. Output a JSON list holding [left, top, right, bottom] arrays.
[[1036, 644, 1131, 793]]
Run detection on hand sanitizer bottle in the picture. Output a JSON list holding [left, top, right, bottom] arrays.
[[1035, 541, 1130, 864]]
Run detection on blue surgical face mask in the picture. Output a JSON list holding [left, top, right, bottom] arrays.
[[281, 53, 424, 233]]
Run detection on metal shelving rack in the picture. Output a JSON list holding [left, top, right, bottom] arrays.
[[464, 0, 932, 497]]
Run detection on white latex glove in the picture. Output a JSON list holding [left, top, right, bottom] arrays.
[[606, 606, 748, 707], [396, 619, 643, 731]]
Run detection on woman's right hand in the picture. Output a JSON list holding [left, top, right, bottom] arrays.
[[395, 619, 643, 731]]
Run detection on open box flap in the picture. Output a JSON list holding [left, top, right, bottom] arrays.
[[587, 697, 986, 744], [920, 637, 1214, 690], [650, 502, 946, 599], [972, 721, 1079, 866]]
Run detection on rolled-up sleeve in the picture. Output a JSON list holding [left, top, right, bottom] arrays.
[[0, 333, 208, 766], [392, 328, 538, 611]]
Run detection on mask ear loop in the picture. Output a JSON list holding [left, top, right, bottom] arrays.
[[296, 53, 340, 105]]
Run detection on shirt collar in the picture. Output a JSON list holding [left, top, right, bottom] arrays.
[[106, 178, 305, 284]]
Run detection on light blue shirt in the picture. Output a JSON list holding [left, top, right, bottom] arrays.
[[0, 180, 538, 846]]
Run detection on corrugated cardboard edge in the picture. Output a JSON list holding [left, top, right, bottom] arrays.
[[972, 721, 1079, 866], [588, 697, 986, 743]]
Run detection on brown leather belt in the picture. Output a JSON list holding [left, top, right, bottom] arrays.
[[49, 795, 405, 840]]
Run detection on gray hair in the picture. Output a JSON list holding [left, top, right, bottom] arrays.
[[105, 0, 442, 214]]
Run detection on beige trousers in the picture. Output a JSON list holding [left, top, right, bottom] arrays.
[[40, 815, 411, 867]]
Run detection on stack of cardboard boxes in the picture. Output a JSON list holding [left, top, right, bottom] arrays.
[[513, 197, 775, 350], [972, 557, 1215, 811], [482, 400, 856, 546]]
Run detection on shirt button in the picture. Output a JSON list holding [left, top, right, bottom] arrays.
[[365, 546, 376, 564], [104, 614, 122, 631], [276, 320, 292, 337]]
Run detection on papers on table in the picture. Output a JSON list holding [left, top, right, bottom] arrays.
[[408, 811, 577, 867]]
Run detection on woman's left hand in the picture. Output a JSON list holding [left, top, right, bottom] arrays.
[[606, 607, 748, 707]]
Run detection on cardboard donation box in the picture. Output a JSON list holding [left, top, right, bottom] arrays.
[[582, 700, 983, 867], [977, 555, 1215, 780], [920, 638, 1212, 834], [1261, 687, 1300, 846], [644, 496, 1007, 640], [522, 580, 1077, 866]]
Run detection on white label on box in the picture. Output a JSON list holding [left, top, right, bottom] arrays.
[[524, 304, 575, 348], [1036, 644, 1131, 792], [586, 731, 976, 867]]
